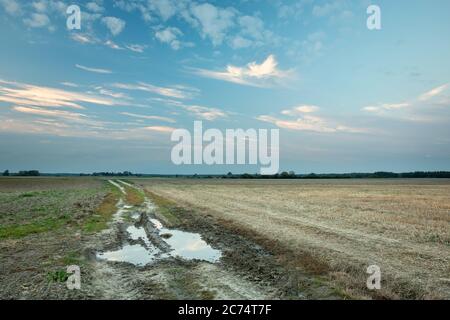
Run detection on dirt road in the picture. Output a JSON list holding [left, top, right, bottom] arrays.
[[83, 180, 281, 299]]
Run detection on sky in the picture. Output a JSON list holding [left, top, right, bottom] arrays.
[[0, 0, 450, 174]]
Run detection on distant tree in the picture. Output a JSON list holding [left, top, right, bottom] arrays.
[[18, 170, 40, 176], [280, 171, 290, 179], [2, 170, 9, 176]]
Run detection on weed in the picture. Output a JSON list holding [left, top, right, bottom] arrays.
[[124, 186, 145, 206], [145, 190, 181, 227], [47, 269, 70, 283], [83, 181, 121, 233], [0, 217, 68, 239]]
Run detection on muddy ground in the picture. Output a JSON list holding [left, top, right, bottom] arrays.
[[0, 178, 341, 300]]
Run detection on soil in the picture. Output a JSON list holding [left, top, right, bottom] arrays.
[[0, 178, 341, 300]]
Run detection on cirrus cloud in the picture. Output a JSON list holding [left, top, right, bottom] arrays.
[[75, 64, 113, 74], [0, 79, 115, 110], [258, 104, 366, 134]]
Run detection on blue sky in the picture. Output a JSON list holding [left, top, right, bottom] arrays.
[[0, 0, 450, 174]]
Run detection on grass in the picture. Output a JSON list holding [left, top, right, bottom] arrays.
[[20, 192, 36, 198], [0, 179, 106, 240], [124, 185, 145, 206], [83, 182, 121, 233], [0, 217, 69, 239], [61, 250, 84, 266], [0, 178, 122, 238], [47, 269, 70, 283], [145, 190, 181, 227], [0, 177, 119, 299]]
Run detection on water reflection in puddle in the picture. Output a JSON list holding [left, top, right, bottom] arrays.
[[97, 214, 221, 266], [97, 244, 160, 267], [127, 225, 152, 246], [163, 229, 222, 262]]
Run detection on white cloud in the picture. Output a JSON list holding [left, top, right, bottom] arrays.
[[363, 83, 450, 123], [0, 79, 177, 139], [257, 114, 364, 133], [229, 35, 253, 49], [0, 80, 115, 109], [71, 33, 96, 44], [183, 105, 227, 121], [257, 114, 333, 133], [113, 82, 198, 100], [228, 15, 274, 49], [13, 106, 88, 121], [32, 0, 47, 13], [419, 84, 449, 101], [258, 103, 365, 133], [148, 0, 177, 21], [152, 97, 228, 121], [363, 103, 410, 113], [121, 112, 176, 123], [105, 40, 123, 50], [281, 105, 319, 116], [93, 87, 128, 99], [75, 64, 113, 74], [144, 126, 176, 133], [0, 0, 21, 16], [238, 15, 264, 40], [155, 26, 183, 50], [86, 1, 104, 13], [102, 16, 126, 36], [113, 0, 278, 49], [61, 82, 79, 88], [126, 44, 146, 53], [190, 3, 236, 46], [23, 13, 50, 28], [193, 55, 291, 87]]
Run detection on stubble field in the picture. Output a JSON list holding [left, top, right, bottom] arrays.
[[135, 178, 450, 299]]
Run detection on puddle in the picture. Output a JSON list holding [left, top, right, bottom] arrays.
[[130, 212, 140, 220], [97, 244, 161, 266], [150, 219, 163, 230], [127, 225, 152, 246], [97, 210, 222, 266], [149, 218, 221, 262], [162, 229, 222, 262]]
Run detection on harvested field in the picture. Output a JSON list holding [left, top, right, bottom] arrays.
[[0, 177, 107, 299], [134, 178, 450, 299], [1, 177, 449, 300], [0, 177, 103, 193]]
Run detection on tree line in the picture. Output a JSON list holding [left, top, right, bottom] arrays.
[[2, 170, 450, 179], [2, 170, 40, 177]]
